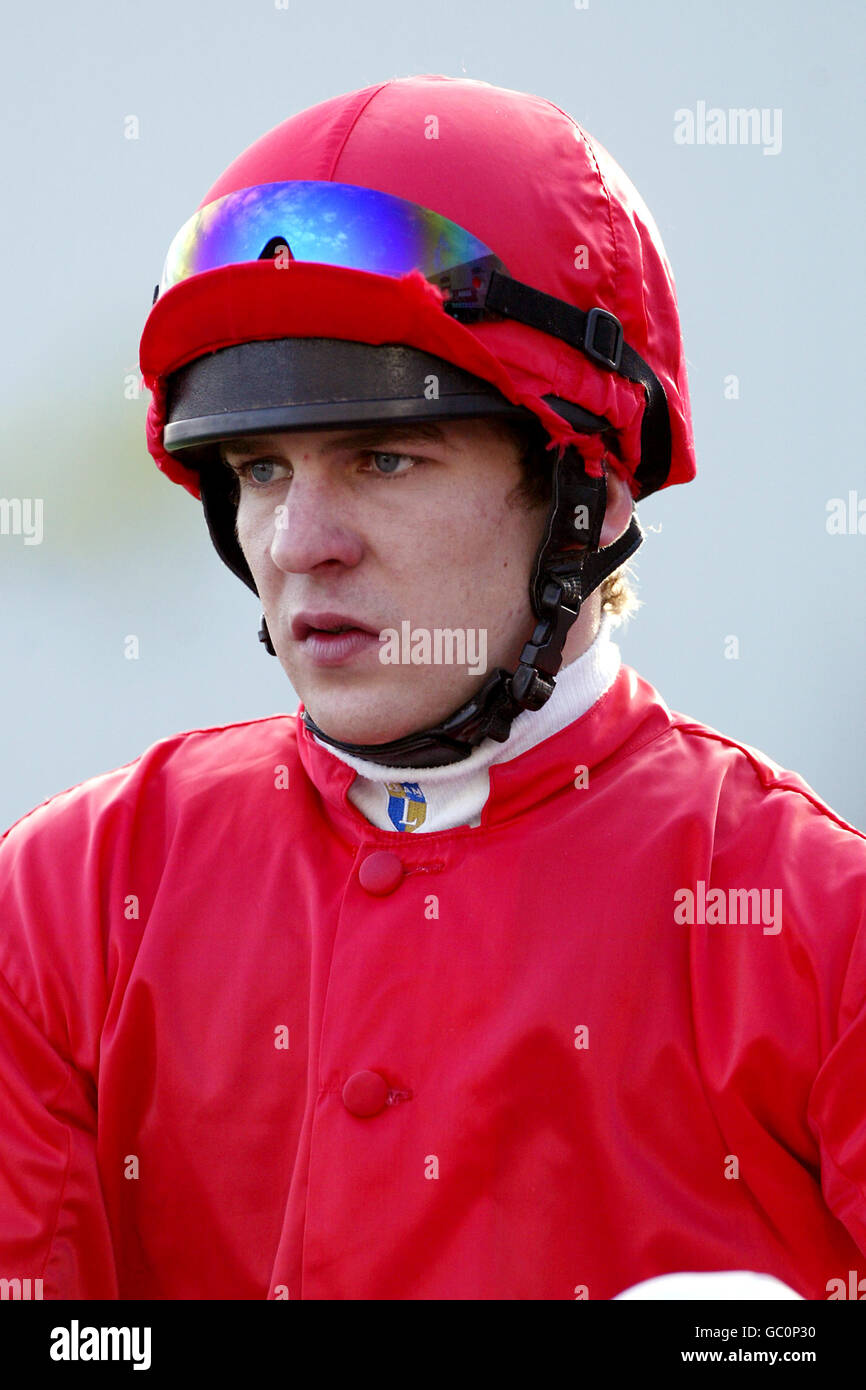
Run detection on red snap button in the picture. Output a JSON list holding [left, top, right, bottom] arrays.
[[342, 1070, 389, 1117], [358, 850, 404, 895]]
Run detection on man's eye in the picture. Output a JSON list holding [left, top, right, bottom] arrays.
[[363, 451, 421, 477], [231, 459, 289, 486]]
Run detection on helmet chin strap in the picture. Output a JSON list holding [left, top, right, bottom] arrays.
[[262, 445, 644, 769]]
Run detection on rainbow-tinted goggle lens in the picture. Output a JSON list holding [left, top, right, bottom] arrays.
[[156, 179, 510, 320], [151, 176, 673, 499]]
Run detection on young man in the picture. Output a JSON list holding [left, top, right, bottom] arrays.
[[0, 74, 863, 1302]]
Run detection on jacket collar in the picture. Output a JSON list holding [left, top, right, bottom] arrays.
[[295, 664, 673, 837]]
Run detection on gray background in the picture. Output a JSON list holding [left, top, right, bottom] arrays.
[[1, 0, 863, 830]]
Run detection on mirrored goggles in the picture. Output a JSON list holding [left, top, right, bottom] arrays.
[[156, 179, 510, 320]]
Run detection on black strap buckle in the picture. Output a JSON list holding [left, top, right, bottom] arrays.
[[259, 615, 276, 655], [584, 307, 624, 371]]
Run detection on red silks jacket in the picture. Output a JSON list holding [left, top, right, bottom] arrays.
[[1, 666, 864, 1300]]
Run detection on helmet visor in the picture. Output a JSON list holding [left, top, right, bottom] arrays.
[[158, 180, 509, 318]]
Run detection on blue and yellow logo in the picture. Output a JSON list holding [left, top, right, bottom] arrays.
[[385, 781, 427, 832]]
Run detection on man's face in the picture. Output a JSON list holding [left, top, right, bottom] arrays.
[[221, 417, 549, 745]]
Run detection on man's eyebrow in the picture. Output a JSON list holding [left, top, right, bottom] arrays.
[[217, 422, 449, 461]]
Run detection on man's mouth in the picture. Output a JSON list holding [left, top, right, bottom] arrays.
[[287, 611, 383, 667], [291, 611, 380, 642]]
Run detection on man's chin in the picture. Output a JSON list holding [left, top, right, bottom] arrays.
[[298, 687, 469, 752], [293, 668, 490, 752], [301, 705, 430, 750]]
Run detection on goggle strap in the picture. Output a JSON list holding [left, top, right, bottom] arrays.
[[484, 270, 672, 497]]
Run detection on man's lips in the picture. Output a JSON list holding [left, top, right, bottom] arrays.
[[291, 611, 381, 641], [290, 612, 383, 669]]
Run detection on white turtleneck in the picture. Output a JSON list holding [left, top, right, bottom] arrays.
[[311, 613, 621, 833]]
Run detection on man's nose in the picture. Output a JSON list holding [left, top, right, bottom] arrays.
[[267, 475, 364, 573]]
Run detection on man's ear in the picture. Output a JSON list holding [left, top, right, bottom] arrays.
[[599, 465, 636, 548]]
